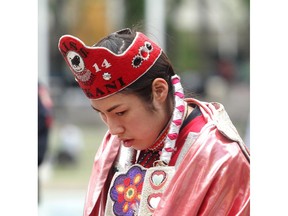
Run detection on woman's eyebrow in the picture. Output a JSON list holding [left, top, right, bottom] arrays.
[[106, 104, 122, 112], [91, 104, 122, 113]]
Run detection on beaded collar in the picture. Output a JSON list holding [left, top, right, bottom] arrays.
[[136, 122, 170, 168], [148, 121, 170, 152]]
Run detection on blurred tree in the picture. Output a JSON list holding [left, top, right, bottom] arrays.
[[124, 0, 145, 29], [70, 0, 108, 45], [48, 0, 68, 83]]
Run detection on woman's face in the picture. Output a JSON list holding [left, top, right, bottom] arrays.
[[90, 82, 170, 150]]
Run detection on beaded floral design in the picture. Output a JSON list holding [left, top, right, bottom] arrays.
[[110, 165, 147, 216]]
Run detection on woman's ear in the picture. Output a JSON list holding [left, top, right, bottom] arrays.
[[152, 78, 169, 103]]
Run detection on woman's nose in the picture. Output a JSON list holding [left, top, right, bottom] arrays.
[[107, 118, 125, 135], [108, 124, 125, 135]]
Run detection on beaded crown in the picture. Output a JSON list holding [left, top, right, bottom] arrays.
[[58, 29, 162, 100]]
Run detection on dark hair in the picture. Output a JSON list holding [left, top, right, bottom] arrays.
[[93, 28, 175, 110]]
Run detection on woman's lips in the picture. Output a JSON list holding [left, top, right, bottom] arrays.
[[121, 139, 134, 147]]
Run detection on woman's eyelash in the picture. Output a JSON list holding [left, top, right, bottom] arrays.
[[116, 111, 126, 116]]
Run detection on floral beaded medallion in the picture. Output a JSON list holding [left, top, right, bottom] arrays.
[[106, 164, 175, 216], [109, 165, 147, 216]]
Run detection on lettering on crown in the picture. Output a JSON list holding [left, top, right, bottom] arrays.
[[95, 77, 126, 97], [60, 41, 89, 58]]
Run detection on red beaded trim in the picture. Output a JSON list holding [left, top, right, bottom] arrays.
[[137, 151, 160, 168], [148, 124, 170, 152]]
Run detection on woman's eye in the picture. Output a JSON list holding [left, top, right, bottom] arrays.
[[116, 111, 126, 116]]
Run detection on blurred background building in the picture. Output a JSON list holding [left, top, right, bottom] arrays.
[[38, 0, 249, 215]]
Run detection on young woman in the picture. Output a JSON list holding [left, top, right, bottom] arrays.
[[58, 28, 250, 216]]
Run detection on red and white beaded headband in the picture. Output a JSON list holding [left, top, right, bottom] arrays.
[[58, 31, 162, 100]]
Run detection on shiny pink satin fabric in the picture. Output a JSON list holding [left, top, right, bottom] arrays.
[[154, 126, 250, 215], [83, 132, 121, 216], [83, 99, 250, 216]]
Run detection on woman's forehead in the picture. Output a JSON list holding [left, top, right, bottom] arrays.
[[90, 93, 139, 111]]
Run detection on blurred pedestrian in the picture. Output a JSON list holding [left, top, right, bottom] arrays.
[[55, 124, 84, 166], [58, 28, 250, 216], [38, 82, 53, 203]]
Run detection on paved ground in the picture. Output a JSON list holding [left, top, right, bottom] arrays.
[[38, 189, 86, 216]]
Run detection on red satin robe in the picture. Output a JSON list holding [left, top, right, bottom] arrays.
[[83, 98, 250, 216]]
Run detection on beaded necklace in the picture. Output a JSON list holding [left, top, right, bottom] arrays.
[[136, 123, 170, 168]]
